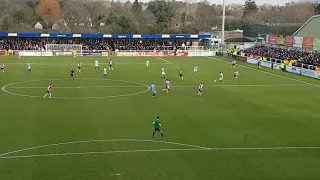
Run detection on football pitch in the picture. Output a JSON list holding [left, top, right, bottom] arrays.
[[1, 55, 320, 180]]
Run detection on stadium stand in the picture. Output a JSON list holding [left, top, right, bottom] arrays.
[[244, 45, 320, 66], [0, 38, 191, 51]]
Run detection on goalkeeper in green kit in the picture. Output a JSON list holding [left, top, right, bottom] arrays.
[[152, 116, 163, 138]]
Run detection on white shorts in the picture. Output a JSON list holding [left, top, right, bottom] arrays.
[[167, 86, 170, 90], [219, 78, 223, 81], [162, 72, 165, 76], [28, 67, 31, 70], [194, 69, 197, 72], [95, 64, 99, 67], [146, 64, 149, 67]]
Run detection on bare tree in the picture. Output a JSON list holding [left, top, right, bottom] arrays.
[[60, 0, 90, 32], [194, 2, 216, 31], [0, 0, 36, 31], [82, 1, 108, 29]]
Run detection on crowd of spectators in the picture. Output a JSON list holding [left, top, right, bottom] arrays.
[[244, 45, 320, 66], [0, 38, 44, 50], [0, 38, 191, 51]]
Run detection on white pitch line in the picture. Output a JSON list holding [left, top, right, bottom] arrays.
[[6, 86, 146, 89], [2, 78, 151, 99], [171, 84, 307, 88], [4, 84, 307, 89], [0, 149, 202, 159], [156, 57, 173, 64], [0, 62, 167, 65], [209, 57, 320, 88], [1, 146, 320, 159], [0, 139, 209, 157]]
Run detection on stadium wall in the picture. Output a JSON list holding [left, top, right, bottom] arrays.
[[236, 56, 320, 80]]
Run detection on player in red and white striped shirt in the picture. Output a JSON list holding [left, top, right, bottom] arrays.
[[77, 62, 81, 73], [44, 83, 53, 98], [234, 70, 239, 79], [198, 83, 203, 96], [162, 79, 168, 93]]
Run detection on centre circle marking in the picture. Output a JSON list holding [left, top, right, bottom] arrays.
[[2, 78, 151, 99], [0, 139, 210, 158]]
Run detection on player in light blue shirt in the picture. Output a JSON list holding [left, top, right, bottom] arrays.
[[27, 62, 31, 73], [103, 67, 108, 77], [193, 66, 198, 74], [151, 83, 156, 98]]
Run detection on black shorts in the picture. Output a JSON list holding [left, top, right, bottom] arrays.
[[232, 63, 235, 66], [0, 68, 3, 70], [71, 74, 74, 77], [179, 74, 183, 77], [154, 128, 161, 132], [199, 89, 202, 92], [47, 90, 51, 93], [78, 66, 81, 69], [109, 64, 112, 67], [234, 75, 237, 77]]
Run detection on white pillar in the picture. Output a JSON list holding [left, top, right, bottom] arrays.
[[221, 0, 226, 52]]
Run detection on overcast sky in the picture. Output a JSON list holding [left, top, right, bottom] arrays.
[[209, 0, 290, 5]]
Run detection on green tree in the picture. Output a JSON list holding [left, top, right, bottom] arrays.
[[117, 15, 135, 33], [225, 19, 244, 31], [1, 18, 10, 32], [147, 0, 174, 33], [242, 0, 258, 18], [105, 11, 118, 25], [132, 0, 142, 15], [12, 11, 27, 23], [316, 4, 320, 15], [103, 12, 136, 33]]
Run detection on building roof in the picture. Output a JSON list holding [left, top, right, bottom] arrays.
[[293, 15, 320, 38], [225, 36, 256, 43]]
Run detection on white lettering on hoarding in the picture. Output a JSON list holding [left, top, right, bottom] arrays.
[[301, 69, 316, 78]]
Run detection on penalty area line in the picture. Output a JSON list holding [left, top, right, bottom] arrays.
[[2, 146, 320, 159]]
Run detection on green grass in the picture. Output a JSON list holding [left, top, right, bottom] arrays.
[[0, 56, 320, 180]]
